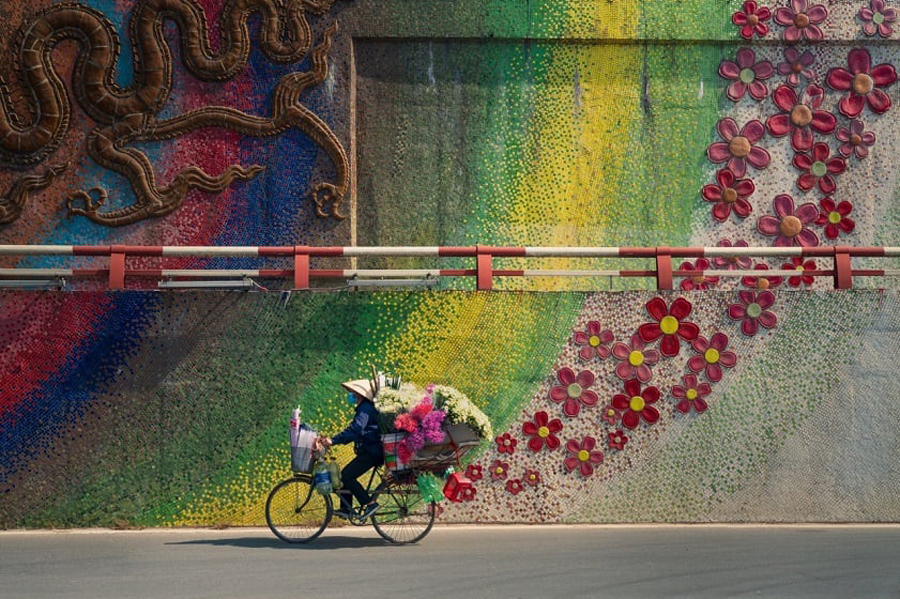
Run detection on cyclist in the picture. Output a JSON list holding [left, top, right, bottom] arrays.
[[318, 379, 383, 520]]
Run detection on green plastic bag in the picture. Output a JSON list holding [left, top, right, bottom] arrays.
[[416, 473, 445, 504]]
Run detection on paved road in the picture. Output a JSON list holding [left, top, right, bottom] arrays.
[[2, 525, 899, 599]]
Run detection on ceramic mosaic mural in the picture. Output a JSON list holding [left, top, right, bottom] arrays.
[[1, 0, 899, 527]]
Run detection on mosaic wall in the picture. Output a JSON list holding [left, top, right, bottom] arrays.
[[2, 1, 900, 526]]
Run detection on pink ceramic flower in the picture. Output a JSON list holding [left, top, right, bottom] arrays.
[[672, 374, 712, 414], [549, 367, 599, 417], [611, 333, 659, 382], [573, 320, 614, 361], [707, 118, 770, 178], [638, 297, 700, 357], [564, 436, 604, 477], [612, 378, 661, 429], [742, 263, 784, 290], [774, 0, 828, 42], [678, 258, 720, 291], [728, 290, 777, 336], [859, 0, 897, 37], [713, 239, 753, 271], [733, 1, 772, 38], [782, 256, 817, 287], [607, 430, 629, 451], [719, 48, 774, 101], [777, 47, 816, 87], [495, 432, 518, 455], [815, 198, 855, 239], [600, 404, 622, 425], [523, 468, 541, 487], [757, 194, 820, 247], [522, 410, 563, 452], [793, 143, 846, 194], [836, 120, 876, 159], [827, 48, 897, 117], [702, 168, 755, 222], [688, 333, 737, 382], [490, 459, 509, 482], [766, 84, 836, 152]]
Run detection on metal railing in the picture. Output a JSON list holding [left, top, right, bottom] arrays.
[[0, 244, 898, 290]]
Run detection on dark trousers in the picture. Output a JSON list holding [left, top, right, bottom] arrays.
[[338, 450, 381, 510]]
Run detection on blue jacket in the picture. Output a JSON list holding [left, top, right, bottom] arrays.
[[331, 400, 384, 457]]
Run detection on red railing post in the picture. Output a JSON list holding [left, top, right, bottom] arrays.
[[655, 247, 673, 290], [109, 245, 126, 290], [476, 245, 493, 290], [293, 245, 310, 290], [834, 245, 852, 289]]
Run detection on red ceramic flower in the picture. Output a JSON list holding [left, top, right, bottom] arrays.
[[777, 47, 816, 87], [701, 168, 755, 221], [860, 0, 897, 37], [672, 374, 712, 414], [495, 432, 518, 455], [506, 479, 524, 495], [523, 468, 541, 487], [827, 48, 897, 117], [793, 143, 846, 194], [465, 463, 483, 482], [766, 84, 836, 152], [607, 430, 629, 451], [757, 194, 820, 247], [782, 256, 817, 287], [733, 1, 772, 38], [713, 239, 753, 271], [549, 367, 599, 417], [600, 404, 622, 425], [688, 333, 737, 382], [742, 263, 784, 290], [573, 320, 614, 361], [489, 459, 509, 482], [836, 120, 876, 159], [522, 410, 563, 452], [612, 378, 661, 429], [564, 436, 604, 477], [678, 258, 719, 291], [707, 118, 770, 178], [815, 198, 855, 239], [774, 0, 828, 42], [719, 48, 774, 101], [612, 333, 659, 382], [728, 290, 777, 336], [459, 486, 477, 501], [638, 297, 700, 357]]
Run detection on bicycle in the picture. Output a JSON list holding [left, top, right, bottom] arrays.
[[265, 463, 437, 544]]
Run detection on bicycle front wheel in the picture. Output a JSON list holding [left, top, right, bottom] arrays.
[[265, 476, 332, 543], [371, 477, 436, 544]]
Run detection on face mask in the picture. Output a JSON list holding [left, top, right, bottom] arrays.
[[347, 392, 357, 405]]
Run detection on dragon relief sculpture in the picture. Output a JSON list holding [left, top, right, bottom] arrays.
[[0, 0, 350, 227]]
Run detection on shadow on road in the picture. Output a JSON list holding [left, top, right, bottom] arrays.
[[166, 535, 394, 550]]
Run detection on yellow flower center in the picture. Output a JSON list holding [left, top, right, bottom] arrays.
[[628, 350, 644, 366], [828, 211, 842, 225], [629, 396, 645, 412], [704, 348, 720, 364], [503, 438, 511, 446], [537, 426, 550, 438], [577, 450, 590, 462], [495, 467, 504, 475], [566, 383, 583, 398], [613, 436, 622, 444], [660, 315, 679, 335], [588, 335, 601, 347], [606, 409, 616, 417], [686, 388, 698, 401], [528, 474, 536, 481]]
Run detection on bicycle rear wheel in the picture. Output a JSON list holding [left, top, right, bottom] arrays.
[[265, 476, 331, 543], [371, 477, 436, 544]]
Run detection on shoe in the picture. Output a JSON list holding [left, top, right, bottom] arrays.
[[359, 502, 380, 519], [332, 508, 353, 520]]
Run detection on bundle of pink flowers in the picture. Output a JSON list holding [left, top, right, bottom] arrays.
[[393, 394, 446, 463]]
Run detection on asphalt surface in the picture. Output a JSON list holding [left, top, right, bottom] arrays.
[[2, 525, 899, 599]]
